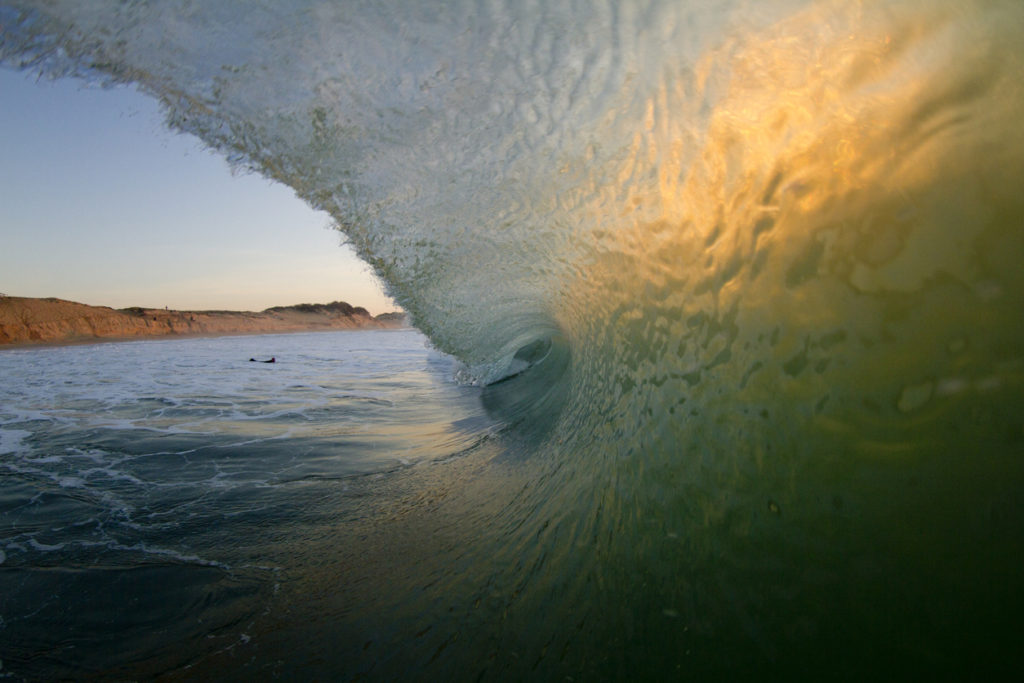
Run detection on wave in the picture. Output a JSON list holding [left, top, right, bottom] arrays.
[[4, 0, 1024, 677]]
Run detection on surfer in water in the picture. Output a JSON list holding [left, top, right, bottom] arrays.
[[249, 357, 276, 363]]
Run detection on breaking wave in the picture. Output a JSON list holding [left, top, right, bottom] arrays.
[[3, 0, 1024, 677]]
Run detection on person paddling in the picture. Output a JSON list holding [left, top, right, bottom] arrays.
[[249, 357, 276, 363]]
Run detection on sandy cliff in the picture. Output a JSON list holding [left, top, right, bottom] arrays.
[[0, 297, 406, 346]]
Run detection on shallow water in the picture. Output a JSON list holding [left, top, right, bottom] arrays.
[[2, 0, 1024, 679], [0, 331, 504, 678]]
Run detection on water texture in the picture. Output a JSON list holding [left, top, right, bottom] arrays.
[[2, 1, 1024, 679], [0, 331, 500, 678]]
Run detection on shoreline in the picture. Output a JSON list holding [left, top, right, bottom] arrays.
[[0, 296, 408, 349], [0, 324, 414, 352]]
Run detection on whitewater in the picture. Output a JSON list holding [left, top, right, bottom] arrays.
[[2, 0, 1023, 679]]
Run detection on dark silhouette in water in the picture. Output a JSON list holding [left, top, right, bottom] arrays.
[[249, 357, 275, 363]]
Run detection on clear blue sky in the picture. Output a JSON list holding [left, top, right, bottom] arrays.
[[0, 68, 398, 314]]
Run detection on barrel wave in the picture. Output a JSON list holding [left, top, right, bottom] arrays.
[[3, 0, 1024, 678]]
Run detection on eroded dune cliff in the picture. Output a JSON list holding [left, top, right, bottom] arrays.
[[0, 296, 405, 346]]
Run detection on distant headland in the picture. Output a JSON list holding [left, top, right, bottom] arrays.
[[0, 295, 408, 347]]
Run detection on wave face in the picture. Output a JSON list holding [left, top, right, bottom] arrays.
[[4, 0, 1024, 677]]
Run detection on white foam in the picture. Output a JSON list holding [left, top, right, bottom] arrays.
[[105, 541, 231, 569], [28, 538, 66, 552], [0, 428, 33, 456]]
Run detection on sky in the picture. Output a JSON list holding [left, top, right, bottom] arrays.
[[0, 68, 398, 315]]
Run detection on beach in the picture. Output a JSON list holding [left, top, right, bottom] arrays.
[[0, 296, 405, 348]]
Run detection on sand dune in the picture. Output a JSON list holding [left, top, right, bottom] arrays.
[[0, 296, 406, 347]]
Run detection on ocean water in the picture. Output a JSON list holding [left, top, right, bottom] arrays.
[[0, 330, 513, 678], [2, 0, 1024, 679]]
